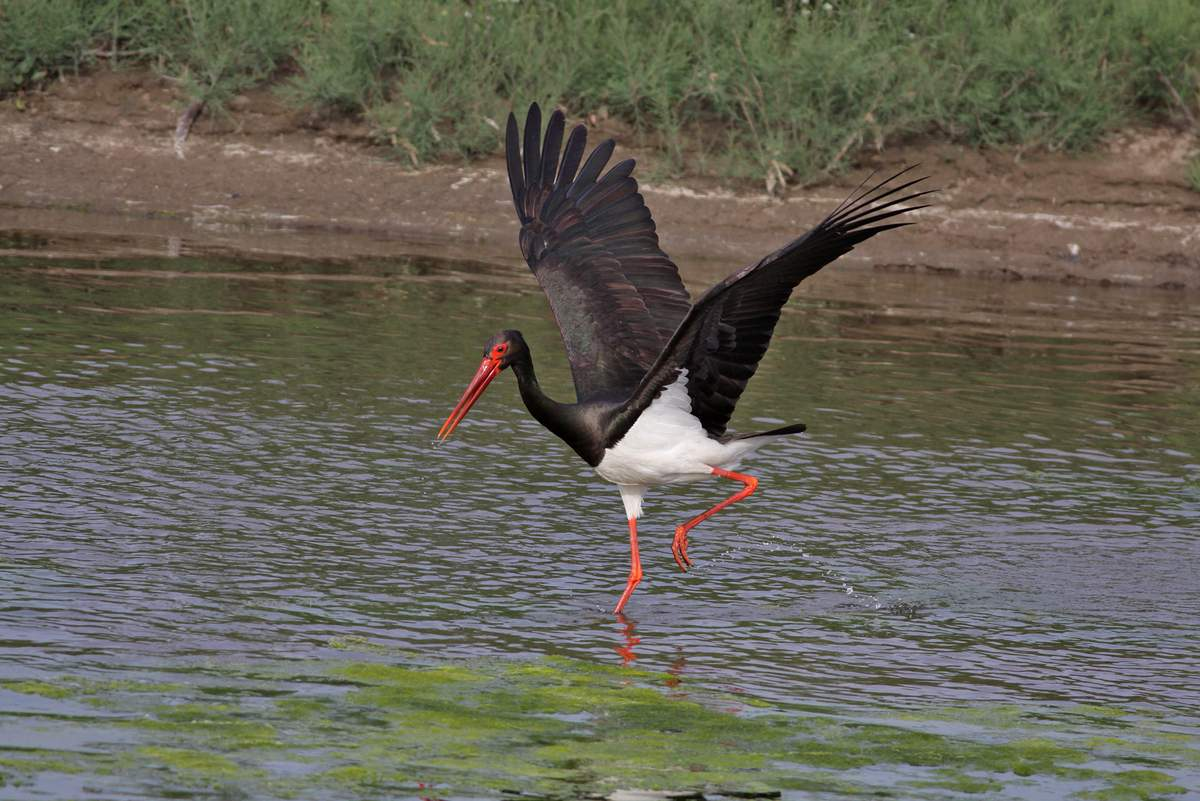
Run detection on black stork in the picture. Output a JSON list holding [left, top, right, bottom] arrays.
[[437, 103, 932, 614]]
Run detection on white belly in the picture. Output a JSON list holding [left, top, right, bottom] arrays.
[[594, 371, 758, 487]]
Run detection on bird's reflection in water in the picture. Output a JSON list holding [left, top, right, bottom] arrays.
[[612, 616, 689, 694], [614, 613, 640, 664]]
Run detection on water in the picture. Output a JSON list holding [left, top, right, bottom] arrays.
[[1, 248, 1198, 799]]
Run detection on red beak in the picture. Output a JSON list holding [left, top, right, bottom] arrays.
[[436, 356, 502, 441]]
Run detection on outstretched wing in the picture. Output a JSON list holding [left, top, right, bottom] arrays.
[[507, 103, 691, 401], [620, 168, 935, 439]]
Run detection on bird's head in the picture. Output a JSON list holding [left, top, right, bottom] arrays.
[[436, 330, 526, 441]]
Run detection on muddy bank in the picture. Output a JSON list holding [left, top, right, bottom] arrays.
[[1, 70, 1198, 289]]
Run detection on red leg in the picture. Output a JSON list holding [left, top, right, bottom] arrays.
[[613, 517, 643, 614], [671, 467, 758, 572]]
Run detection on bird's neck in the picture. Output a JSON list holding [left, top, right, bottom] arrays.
[[510, 356, 605, 466], [510, 357, 566, 432]]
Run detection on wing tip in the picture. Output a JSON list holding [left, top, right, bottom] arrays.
[[506, 109, 526, 221], [825, 165, 938, 233]]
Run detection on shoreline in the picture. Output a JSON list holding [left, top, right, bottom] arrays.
[[2, 71, 1198, 290]]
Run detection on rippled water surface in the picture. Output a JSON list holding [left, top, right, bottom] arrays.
[[1, 249, 1198, 799]]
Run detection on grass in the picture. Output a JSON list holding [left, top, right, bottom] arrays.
[[1188, 154, 1200, 192], [2, 0, 1199, 183], [0, 0, 315, 107], [143, 0, 315, 109]]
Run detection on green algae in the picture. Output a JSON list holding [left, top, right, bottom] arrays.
[[0, 753, 86, 775], [130, 704, 282, 750], [896, 703, 1029, 729], [1085, 735, 1200, 767], [335, 661, 486, 690], [1076, 769, 1188, 800], [1, 657, 1197, 800], [327, 634, 393, 653], [135, 746, 243, 780], [1, 680, 74, 700], [1, 676, 186, 701], [275, 696, 335, 721], [1067, 704, 1132, 721], [908, 769, 1003, 794]]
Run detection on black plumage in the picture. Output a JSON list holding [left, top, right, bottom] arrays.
[[621, 166, 935, 439], [504, 103, 932, 447], [506, 104, 691, 401]]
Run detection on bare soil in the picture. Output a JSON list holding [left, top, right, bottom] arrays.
[[2, 69, 1198, 290]]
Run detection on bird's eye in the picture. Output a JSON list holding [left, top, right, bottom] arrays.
[[495, 344, 508, 355]]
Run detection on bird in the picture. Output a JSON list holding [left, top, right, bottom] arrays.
[[436, 103, 932, 614]]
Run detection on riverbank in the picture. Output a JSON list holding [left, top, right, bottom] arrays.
[[1, 69, 1198, 289]]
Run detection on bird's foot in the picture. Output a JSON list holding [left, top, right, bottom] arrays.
[[613, 566, 643, 614], [671, 525, 694, 572]]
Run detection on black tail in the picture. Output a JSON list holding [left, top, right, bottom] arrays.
[[733, 423, 807, 440]]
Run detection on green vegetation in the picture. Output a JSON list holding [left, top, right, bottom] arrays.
[[0, 0, 314, 107], [133, 746, 243, 780], [1, 0, 1199, 180], [1, 654, 1197, 799], [1188, 153, 1200, 192]]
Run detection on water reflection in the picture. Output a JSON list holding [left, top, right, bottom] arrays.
[[614, 613, 640, 665]]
